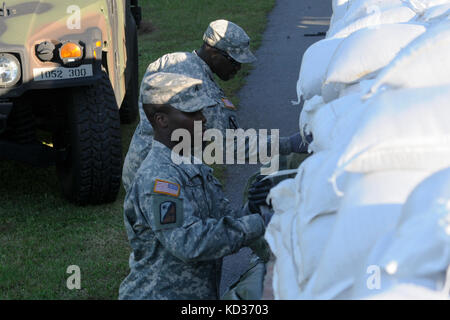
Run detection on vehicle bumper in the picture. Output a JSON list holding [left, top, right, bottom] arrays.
[[0, 102, 12, 134]]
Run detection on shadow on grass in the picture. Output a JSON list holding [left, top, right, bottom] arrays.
[[0, 160, 63, 204], [138, 20, 156, 36]]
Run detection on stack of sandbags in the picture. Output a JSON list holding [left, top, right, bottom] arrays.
[[328, 0, 417, 39], [322, 23, 426, 102], [353, 167, 450, 298], [265, 0, 450, 299]]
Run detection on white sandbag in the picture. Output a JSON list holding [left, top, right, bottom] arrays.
[[298, 95, 325, 146], [365, 283, 450, 299], [293, 38, 343, 104], [418, 0, 450, 9], [265, 179, 301, 299], [334, 0, 405, 30], [299, 170, 432, 299], [268, 177, 298, 215], [405, 0, 450, 13], [299, 96, 334, 153], [268, 151, 353, 298], [366, 19, 450, 96], [329, 5, 417, 39], [301, 90, 371, 153], [266, 205, 302, 299], [352, 167, 450, 299], [322, 73, 375, 103], [320, 81, 348, 103], [331, 0, 352, 24], [295, 152, 339, 222], [295, 212, 337, 288], [429, 0, 450, 5], [267, 207, 302, 300], [296, 151, 361, 226], [338, 78, 375, 98], [335, 85, 450, 176], [328, 0, 406, 38], [324, 24, 426, 88], [420, 3, 450, 21], [267, 210, 302, 299], [300, 93, 365, 152]]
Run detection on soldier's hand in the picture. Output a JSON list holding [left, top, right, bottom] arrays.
[[289, 132, 311, 154], [248, 237, 272, 263], [248, 176, 273, 214]]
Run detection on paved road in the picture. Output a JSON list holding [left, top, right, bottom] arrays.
[[220, 0, 332, 297]]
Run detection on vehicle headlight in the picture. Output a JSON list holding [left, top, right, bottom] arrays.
[[0, 53, 21, 87]]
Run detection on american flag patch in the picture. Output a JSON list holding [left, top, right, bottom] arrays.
[[153, 179, 180, 197]]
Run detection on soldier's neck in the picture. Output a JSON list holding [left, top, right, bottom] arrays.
[[155, 135, 202, 163], [196, 48, 212, 68], [154, 134, 173, 150]]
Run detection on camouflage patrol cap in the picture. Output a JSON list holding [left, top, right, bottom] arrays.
[[140, 72, 216, 112], [203, 19, 256, 64]]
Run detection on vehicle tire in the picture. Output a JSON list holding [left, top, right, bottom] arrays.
[[55, 70, 122, 205], [119, 15, 139, 124]]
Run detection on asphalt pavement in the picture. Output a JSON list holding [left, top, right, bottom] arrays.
[[220, 0, 333, 297]]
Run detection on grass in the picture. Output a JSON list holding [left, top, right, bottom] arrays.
[[0, 0, 275, 299]]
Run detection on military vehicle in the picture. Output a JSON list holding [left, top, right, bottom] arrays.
[[0, 0, 141, 205]]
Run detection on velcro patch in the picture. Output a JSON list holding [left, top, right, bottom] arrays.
[[160, 201, 177, 224], [222, 98, 236, 110], [153, 179, 180, 197], [152, 194, 183, 231]]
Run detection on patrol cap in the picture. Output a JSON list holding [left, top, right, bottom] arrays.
[[203, 19, 256, 64], [140, 72, 216, 112]]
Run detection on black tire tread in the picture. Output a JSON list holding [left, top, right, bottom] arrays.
[[61, 70, 122, 205]]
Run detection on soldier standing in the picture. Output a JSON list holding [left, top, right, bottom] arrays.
[[122, 19, 307, 193], [119, 72, 267, 300]]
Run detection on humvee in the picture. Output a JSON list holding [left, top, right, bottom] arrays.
[[0, 0, 141, 205]]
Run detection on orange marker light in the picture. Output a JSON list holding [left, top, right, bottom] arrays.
[[60, 42, 82, 59]]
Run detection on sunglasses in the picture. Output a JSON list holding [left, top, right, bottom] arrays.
[[215, 48, 240, 67]]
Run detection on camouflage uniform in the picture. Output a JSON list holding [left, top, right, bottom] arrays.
[[123, 20, 292, 193], [119, 72, 266, 300], [119, 140, 265, 300]]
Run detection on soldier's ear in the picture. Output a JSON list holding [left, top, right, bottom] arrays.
[[154, 112, 169, 128]]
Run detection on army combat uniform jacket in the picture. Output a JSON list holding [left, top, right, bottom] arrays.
[[119, 140, 266, 300], [122, 51, 292, 193]]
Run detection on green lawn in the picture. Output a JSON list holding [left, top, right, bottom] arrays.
[[0, 0, 275, 299]]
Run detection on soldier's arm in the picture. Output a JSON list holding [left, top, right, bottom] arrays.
[[212, 110, 309, 160], [140, 176, 265, 263]]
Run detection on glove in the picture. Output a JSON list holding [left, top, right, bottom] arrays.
[[289, 132, 311, 154], [248, 176, 273, 214], [248, 237, 272, 263]]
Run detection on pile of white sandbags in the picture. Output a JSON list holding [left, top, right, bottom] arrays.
[[265, 0, 450, 299]]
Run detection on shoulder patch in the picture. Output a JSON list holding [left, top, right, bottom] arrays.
[[152, 194, 183, 231], [160, 200, 177, 224], [153, 179, 180, 197], [221, 98, 236, 110]]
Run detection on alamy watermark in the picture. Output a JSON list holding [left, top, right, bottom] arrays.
[[170, 121, 280, 175], [366, 262, 399, 290], [366, 265, 381, 290], [66, 265, 81, 290], [67, 5, 81, 30]]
